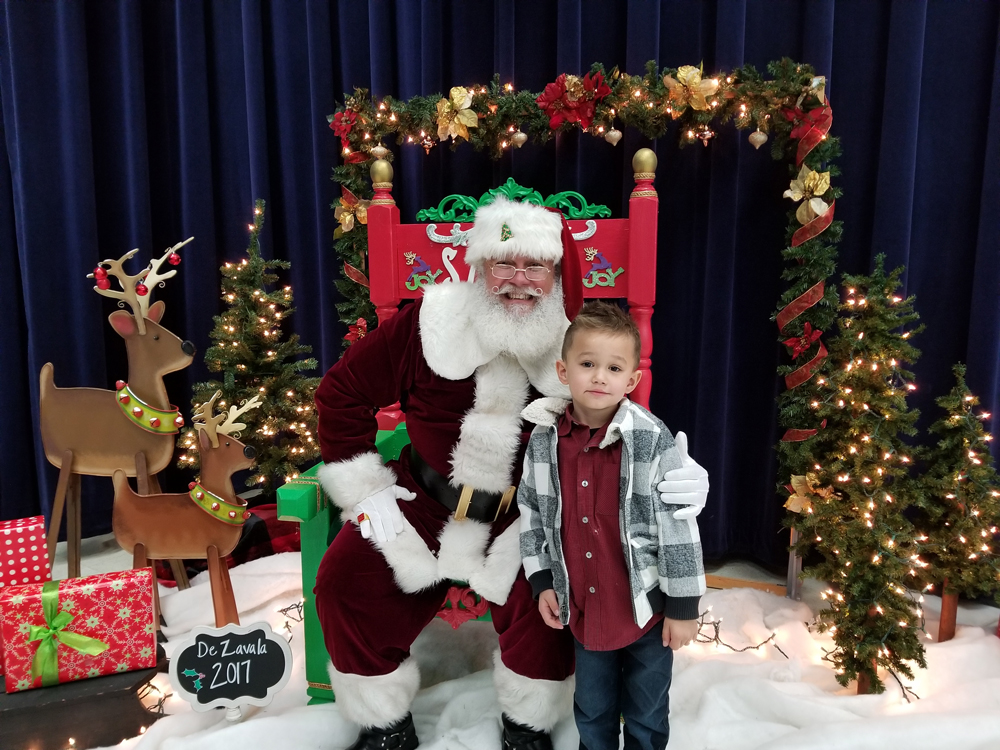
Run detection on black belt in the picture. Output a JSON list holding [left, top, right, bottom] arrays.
[[409, 447, 515, 522]]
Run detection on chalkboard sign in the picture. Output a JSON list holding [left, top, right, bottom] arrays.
[[169, 622, 292, 711]]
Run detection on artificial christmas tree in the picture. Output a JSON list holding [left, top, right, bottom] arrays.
[[919, 364, 1000, 641], [177, 200, 320, 498], [790, 256, 928, 693]]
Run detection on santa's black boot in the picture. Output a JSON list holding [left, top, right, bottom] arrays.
[[347, 713, 419, 750], [501, 714, 553, 750]]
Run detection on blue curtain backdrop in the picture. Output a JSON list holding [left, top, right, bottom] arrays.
[[1, 1, 998, 568]]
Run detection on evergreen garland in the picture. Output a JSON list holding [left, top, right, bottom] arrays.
[[177, 200, 321, 498]]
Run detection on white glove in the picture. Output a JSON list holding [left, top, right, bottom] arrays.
[[352, 485, 416, 543], [656, 432, 709, 520]]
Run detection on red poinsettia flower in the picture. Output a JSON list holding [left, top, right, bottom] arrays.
[[782, 105, 832, 140], [330, 110, 358, 148], [536, 71, 612, 131], [783, 322, 823, 359], [536, 74, 569, 128], [344, 317, 368, 344]]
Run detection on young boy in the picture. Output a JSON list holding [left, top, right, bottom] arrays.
[[517, 301, 707, 750]]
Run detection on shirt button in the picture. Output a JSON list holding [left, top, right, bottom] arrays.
[[583, 447, 589, 453], [586, 552, 593, 559], [581, 480, 589, 487], [582, 517, 589, 524], [589, 587, 596, 593]]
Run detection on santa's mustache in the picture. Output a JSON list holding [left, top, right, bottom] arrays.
[[492, 282, 543, 297]]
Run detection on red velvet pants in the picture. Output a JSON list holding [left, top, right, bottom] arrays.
[[314, 505, 575, 682]]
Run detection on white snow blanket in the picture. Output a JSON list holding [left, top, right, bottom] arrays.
[[92, 552, 1000, 750]]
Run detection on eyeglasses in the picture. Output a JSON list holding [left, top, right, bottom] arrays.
[[489, 263, 552, 282]]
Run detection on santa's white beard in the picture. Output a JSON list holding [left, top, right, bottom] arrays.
[[469, 278, 568, 362]]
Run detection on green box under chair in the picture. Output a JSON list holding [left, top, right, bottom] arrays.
[[277, 422, 489, 705]]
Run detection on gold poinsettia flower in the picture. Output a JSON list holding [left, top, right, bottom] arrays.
[[334, 187, 371, 238], [783, 165, 831, 225], [663, 65, 720, 112], [436, 86, 479, 142], [785, 473, 834, 513]]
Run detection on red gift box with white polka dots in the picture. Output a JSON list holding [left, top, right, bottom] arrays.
[[0, 568, 156, 692], [0, 516, 52, 677]]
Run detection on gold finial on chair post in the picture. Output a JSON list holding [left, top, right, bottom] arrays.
[[631, 148, 657, 198], [370, 159, 395, 206]]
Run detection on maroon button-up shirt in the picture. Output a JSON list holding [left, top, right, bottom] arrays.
[[558, 407, 662, 651]]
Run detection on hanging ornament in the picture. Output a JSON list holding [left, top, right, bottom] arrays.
[[421, 135, 436, 154], [168, 252, 182, 266], [511, 130, 528, 148], [697, 127, 716, 146], [370, 144, 389, 160], [748, 129, 768, 150], [93, 267, 108, 280], [604, 128, 622, 146], [135, 282, 149, 296]]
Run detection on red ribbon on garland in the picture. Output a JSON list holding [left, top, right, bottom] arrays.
[[782, 420, 827, 442], [776, 280, 826, 333], [783, 103, 833, 166], [785, 341, 828, 390], [792, 200, 836, 247]]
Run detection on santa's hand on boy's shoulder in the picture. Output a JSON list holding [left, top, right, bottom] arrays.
[[353, 485, 417, 543], [657, 431, 709, 519]]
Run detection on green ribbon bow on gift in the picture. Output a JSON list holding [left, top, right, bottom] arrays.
[[28, 581, 109, 687]]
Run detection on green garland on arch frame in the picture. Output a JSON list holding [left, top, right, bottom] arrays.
[[327, 56, 841, 541]]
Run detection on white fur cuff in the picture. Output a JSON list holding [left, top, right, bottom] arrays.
[[328, 658, 420, 728], [317, 452, 397, 512], [467, 522, 522, 605], [493, 651, 574, 732]]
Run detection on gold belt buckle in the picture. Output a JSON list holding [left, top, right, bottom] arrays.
[[494, 486, 516, 521], [454, 485, 474, 521], [454, 485, 516, 522]]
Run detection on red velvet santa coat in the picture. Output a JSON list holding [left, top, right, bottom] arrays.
[[313, 281, 574, 731]]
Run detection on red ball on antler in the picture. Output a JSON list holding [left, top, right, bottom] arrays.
[[135, 283, 149, 296], [96, 278, 111, 290], [168, 253, 181, 266], [93, 266, 108, 280]]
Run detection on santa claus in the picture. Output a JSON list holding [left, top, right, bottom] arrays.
[[314, 195, 707, 749]]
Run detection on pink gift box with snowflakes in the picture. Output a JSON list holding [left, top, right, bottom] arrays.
[[0, 515, 52, 677], [0, 568, 156, 692]]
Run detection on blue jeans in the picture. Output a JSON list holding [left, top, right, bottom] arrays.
[[573, 625, 673, 750]]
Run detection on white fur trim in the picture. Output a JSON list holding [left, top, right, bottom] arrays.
[[492, 650, 574, 732], [317, 453, 397, 512], [467, 522, 522, 606], [464, 195, 565, 267], [519, 344, 571, 400], [449, 355, 529, 492], [521, 397, 571, 426], [374, 518, 442, 593], [328, 658, 420, 728], [436, 518, 490, 582], [419, 282, 495, 379]]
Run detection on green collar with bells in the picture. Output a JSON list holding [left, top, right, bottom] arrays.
[[188, 482, 249, 526], [115, 381, 184, 434]]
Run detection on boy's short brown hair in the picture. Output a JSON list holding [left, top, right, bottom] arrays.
[[562, 301, 641, 367]]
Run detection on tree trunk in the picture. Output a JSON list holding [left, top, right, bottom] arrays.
[[938, 586, 958, 643], [856, 670, 872, 695]]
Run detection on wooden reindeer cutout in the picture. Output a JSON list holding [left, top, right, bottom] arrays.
[[39, 240, 196, 577], [112, 392, 262, 628]]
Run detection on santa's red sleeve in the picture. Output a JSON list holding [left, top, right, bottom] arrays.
[[314, 301, 420, 514]]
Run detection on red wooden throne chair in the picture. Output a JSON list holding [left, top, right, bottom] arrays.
[[277, 149, 661, 703]]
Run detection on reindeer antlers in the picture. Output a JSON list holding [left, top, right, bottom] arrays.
[[88, 238, 194, 331], [193, 391, 263, 449], [139, 237, 194, 318], [89, 248, 149, 334]]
